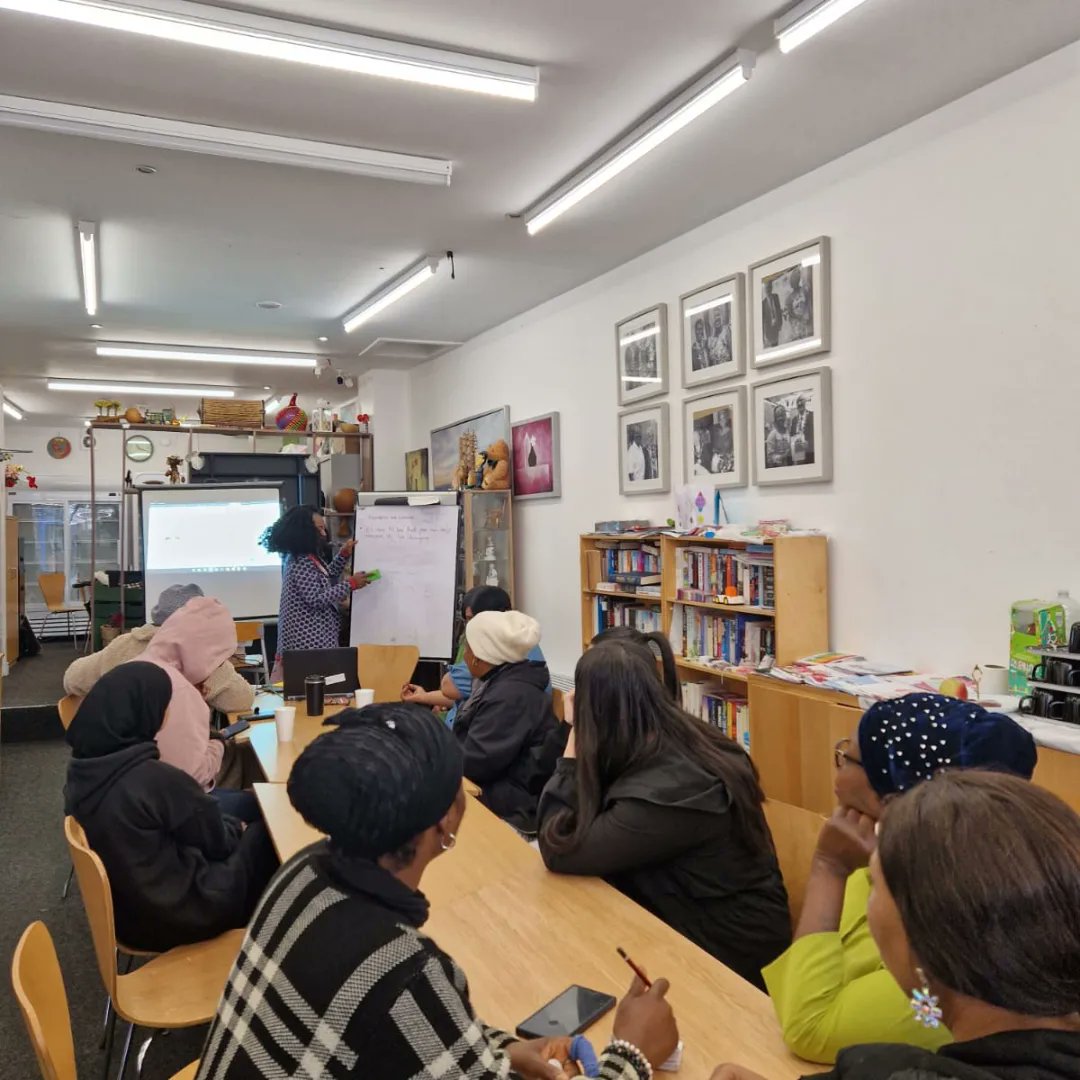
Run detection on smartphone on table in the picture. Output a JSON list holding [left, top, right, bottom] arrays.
[[218, 718, 251, 740], [515, 985, 616, 1040]]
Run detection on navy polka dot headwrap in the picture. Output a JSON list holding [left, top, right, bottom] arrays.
[[857, 693, 1037, 797]]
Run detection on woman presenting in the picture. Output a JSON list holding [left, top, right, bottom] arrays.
[[260, 506, 370, 668]]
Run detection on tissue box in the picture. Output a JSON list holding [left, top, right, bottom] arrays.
[[1009, 599, 1066, 693]]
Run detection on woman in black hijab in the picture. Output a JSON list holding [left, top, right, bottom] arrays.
[[64, 662, 277, 952]]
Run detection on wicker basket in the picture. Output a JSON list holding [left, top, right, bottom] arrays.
[[201, 398, 265, 428]]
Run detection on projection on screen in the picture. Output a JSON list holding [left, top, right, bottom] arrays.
[[142, 487, 283, 619]]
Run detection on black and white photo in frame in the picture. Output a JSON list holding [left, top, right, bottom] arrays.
[[752, 366, 832, 486], [749, 237, 830, 368], [615, 304, 668, 406], [619, 402, 670, 495], [680, 273, 745, 389], [683, 386, 747, 489]]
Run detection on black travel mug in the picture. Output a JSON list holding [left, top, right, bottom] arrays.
[[305, 674, 326, 717]]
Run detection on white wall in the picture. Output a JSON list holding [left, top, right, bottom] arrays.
[[409, 41, 1080, 679], [356, 368, 412, 491]]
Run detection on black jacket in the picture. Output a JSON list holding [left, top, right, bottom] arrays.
[[65, 743, 276, 952], [452, 660, 564, 834], [815, 1029, 1080, 1080], [537, 749, 791, 989]]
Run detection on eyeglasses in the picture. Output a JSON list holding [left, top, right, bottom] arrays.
[[834, 738, 862, 769]]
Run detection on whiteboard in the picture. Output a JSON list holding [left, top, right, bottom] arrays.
[[348, 503, 460, 659]]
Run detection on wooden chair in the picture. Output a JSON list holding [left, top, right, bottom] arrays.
[[57, 695, 82, 731], [233, 620, 269, 686], [37, 573, 86, 649], [356, 643, 420, 704], [64, 817, 242, 1079], [12, 921, 199, 1080], [551, 687, 565, 723], [763, 798, 826, 926]]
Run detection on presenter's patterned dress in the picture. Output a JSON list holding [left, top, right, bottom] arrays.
[[277, 550, 352, 654]]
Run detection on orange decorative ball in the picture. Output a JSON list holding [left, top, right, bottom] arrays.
[[333, 487, 357, 536]]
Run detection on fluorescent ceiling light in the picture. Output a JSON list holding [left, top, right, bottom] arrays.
[[0, 0, 538, 101], [524, 51, 754, 235], [77, 219, 98, 316], [0, 95, 452, 185], [685, 296, 732, 319], [775, 0, 873, 53], [3, 399, 25, 420], [342, 256, 441, 334], [97, 345, 316, 368], [48, 379, 234, 398]]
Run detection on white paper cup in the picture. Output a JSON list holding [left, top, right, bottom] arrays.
[[274, 706, 296, 742], [354, 688, 375, 709], [979, 664, 1009, 696]]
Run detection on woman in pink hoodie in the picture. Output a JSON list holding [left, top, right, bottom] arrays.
[[140, 597, 259, 819]]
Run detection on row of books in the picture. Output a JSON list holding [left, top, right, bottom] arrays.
[[674, 607, 775, 666], [681, 681, 751, 752], [676, 545, 775, 608], [592, 596, 662, 636], [597, 540, 661, 577]]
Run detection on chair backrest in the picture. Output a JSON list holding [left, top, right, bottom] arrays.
[[11, 921, 77, 1080], [63, 817, 118, 999], [56, 696, 82, 731], [233, 621, 262, 645], [37, 573, 67, 612], [762, 798, 826, 926], [551, 687, 565, 723], [356, 644, 420, 704]]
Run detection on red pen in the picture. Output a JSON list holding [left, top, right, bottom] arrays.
[[616, 946, 652, 989]]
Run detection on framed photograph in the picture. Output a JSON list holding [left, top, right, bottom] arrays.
[[430, 406, 511, 490], [683, 386, 747, 489], [615, 304, 668, 405], [619, 402, 670, 495], [680, 273, 745, 388], [749, 236, 830, 368], [404, 448, 429, 491], [752, 367, 832, 486], [511, 412, 561, 501]]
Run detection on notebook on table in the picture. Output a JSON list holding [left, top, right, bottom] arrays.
[[282, 647, 360, 700]]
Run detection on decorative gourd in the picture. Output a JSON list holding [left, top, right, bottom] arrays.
[[275, 393, 308, 432]]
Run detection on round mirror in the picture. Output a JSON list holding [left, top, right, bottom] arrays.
[[125, 435, 154, 463]]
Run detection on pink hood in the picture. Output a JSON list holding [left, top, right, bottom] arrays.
[[142, 596, 237, 684]]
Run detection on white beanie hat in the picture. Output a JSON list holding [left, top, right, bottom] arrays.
[[465, 610, 541, 666]]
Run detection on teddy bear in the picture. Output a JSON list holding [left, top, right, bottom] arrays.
[[480, 439, 511, 490]]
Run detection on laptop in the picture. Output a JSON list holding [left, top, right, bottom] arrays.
[[282, 647, 360, 700]]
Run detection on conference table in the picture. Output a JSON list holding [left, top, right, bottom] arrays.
[[248, 703, 809, 1080]]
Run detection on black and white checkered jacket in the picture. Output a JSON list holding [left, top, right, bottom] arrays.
[[197, 843, 644, 1079]]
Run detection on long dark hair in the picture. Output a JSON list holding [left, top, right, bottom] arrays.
[[260, 505, 321, 557], [542, 643, 769, 855], [879, 771, 1080, 1018], [591, 625, 681, 703]]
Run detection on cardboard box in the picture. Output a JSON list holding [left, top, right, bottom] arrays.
[[1009, 599, 1066, 693]]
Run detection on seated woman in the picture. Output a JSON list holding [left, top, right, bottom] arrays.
[[196, 704, 678, 1079], [537, 640, 790, 989], [63, 663, 277, 953], [762, 694, 1037, 1064], [452, 610, 563, 834], [591, 625, 681, 702], [711, 771, 1080, 1080], [63, 583, 253, 714]]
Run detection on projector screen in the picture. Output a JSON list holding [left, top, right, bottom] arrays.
[[142, 486, 284, 619]]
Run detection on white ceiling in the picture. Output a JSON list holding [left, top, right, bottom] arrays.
[[2, 0, 1080, 422]]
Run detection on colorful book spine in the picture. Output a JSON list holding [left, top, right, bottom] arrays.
[[594, 597, 662, 636]]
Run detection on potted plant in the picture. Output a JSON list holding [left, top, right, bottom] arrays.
[[356, 412, 371, 433], [100, 612, 124, 645]]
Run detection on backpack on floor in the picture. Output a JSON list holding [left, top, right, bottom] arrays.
[[18, 615, 40, 659]]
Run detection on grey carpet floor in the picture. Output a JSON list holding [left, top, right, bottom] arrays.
[[1, 739, 206, 1079], [4, 641, 75, 708]]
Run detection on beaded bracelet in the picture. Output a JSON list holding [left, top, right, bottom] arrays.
[[607, 1038, 653, 1080]]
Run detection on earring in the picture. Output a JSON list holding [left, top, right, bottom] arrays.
[[439, 832, 457, 852], [910, 967, 943, 1028]]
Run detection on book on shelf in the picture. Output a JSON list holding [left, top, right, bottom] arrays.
[[676, 544, 775, 609], [670, 604, 775, 667], [587, 538, 662, 593], [610, 570, 662, 586], [593, 595, 662, 637], [681, 681, 750, 752]]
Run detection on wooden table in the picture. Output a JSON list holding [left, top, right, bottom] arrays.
[[252, 785, 806, 1078], [246, 701, 348, 781]]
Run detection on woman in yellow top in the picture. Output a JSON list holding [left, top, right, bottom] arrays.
[[761, 692, 1037, 1064]]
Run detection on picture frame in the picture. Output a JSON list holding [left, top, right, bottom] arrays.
[[404, 448, 429, 491], [680, 273, 745, 388], [749, 236, 831, 369], [751, 366, 833, 486], [683, 385, 747, 489], [618, 402, 670, 495], [615, 304, 668, 405], [430, 406, 511, 491], [511, 412, 561, 501]]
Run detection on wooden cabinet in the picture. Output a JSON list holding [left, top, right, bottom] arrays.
[[5, 516, 18, 667]]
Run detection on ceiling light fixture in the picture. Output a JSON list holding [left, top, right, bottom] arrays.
[[96, 344, 317, 368], [77, 219, 98, 316], [317, 336, 329, 343], [3, 399, 25, 420], [0, 95, 453, 185], [523, 50, 754, 235], [342, 256, 441, 334], [0, 0, 538, 100], [48, 379, 235, 398], [775, 0, 873, 52]]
